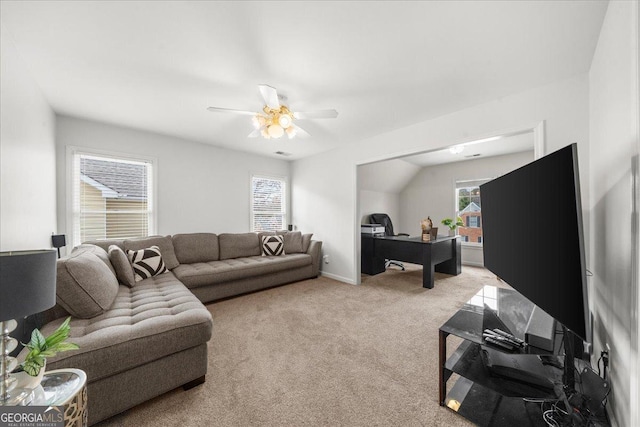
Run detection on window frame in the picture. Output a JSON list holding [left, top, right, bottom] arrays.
[[249, 173, 289, 232], [66, 146, 158, 247], [454, 178, 492, 248]]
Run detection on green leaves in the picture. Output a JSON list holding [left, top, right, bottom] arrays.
[[21, 317, 79, 377], [441, 216, 465, 230], [30, 329, 46, 350], [22, 356, 45, 376]]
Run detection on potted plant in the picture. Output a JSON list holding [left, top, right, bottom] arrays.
[[13, 317, 78, 390], [441, 216, 464, 236]]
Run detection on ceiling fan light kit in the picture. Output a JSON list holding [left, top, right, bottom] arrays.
[[208, 84, 338, 141]]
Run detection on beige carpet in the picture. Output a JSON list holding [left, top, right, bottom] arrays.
[[98, 265, 500, 426]]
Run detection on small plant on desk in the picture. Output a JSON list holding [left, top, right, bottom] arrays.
[[441, 217, 464, 234]]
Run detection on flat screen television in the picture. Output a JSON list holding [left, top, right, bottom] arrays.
[[481, 143, 589, 392], [481, 143, 588, 342]]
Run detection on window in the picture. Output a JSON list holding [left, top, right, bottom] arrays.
[[251, 175, 287, 232], [467, 215, 481, 228], [69, 149, 155, 246], [455, 179, 490, 245]]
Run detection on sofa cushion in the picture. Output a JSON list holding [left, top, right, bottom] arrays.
[[123, 235, 179, 270], [262, 235, 285, 256], [172, 233, 219, 263], [128, 246, 168, 282], [108, 245, 135, 287], [82, 239, 125, 253], [72, 244, 116, 277], [283, 231, 304, 254], [218, 233, 261, 260], [42, 272, 212, 383], [56, 250, 119, 319], [302, 233, 313, 253], [173, 253, 312, 289]]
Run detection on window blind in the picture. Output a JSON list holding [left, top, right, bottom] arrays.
[[251, 175, 286, 232], [71, 152, 153, 246]]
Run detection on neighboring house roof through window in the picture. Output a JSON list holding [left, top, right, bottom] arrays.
[[80, 158, 147, 200], [460, 201, 481, 213]]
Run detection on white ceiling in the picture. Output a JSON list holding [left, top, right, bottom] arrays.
[[358, 132, 533, 192], [0, 1, 607, 160], [401, 132, 534, 167]]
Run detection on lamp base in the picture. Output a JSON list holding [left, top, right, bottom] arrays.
[[0, 388, 33, 406], [1, 320, 19, 405]]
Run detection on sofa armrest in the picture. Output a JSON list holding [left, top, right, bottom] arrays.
[[307, 240, 322, 277]]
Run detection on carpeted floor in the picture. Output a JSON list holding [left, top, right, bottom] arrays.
[[98, 265, 501, 426]]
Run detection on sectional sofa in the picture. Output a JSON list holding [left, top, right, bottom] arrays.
[[31, 231, 322, 425]]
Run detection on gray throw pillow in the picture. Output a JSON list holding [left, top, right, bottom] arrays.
[[108, 245, 136, 287], [283, 231, 304, 254], [302, 233, 314, 253], [56, 251, 119, 319]]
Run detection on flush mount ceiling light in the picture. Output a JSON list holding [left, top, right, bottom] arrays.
[[207, 85, 338, 140]]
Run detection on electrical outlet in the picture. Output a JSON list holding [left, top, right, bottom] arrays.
[[323, 255, 330, 264]]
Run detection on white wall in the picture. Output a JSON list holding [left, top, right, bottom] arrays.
[[399, 151, 534, 266], [0, 25, 56, 251], [55, 115, 290, 247], [588, 2, 639, 426], [292, 73, 589, 284], [357, 158, 420, 227], [359, 190, 400, 227]]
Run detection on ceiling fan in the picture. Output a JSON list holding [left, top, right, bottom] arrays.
[[207, 84, 338, 140]]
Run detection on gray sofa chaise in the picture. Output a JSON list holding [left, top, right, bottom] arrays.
[[32, 231, 322, 425]]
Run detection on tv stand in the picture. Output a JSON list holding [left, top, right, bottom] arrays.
[[439, 285, 609, 426]]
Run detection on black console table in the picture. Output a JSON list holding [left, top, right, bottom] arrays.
[[361, 235, 461, 288], [439, 285, 610, 426]]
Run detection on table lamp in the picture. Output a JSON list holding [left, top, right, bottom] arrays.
[[0, 250, 57, 405]]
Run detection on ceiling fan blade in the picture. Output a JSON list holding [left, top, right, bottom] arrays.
[[207, 106, 257, 116], [293, 109, 338, 119], [291, 123, 310, 138], [248, 128, 262, 138], [258, 84, 280, 109]]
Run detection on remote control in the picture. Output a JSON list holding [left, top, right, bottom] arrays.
[[483, 329, 525, 348], [493, 329, 526, 346], [484, 336, 515, 351]]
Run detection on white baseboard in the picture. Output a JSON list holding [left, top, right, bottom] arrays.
[[320, 271, 356, 285], [462, 261, 485, 268]]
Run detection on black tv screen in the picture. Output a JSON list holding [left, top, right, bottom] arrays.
[[480, 143, 588, 341]]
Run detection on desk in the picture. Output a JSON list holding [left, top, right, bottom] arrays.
[[361, 235, 461, 288]]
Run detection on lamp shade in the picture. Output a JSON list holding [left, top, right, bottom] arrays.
[[0, 250, 57, 322]]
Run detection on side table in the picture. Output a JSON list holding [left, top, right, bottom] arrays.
[[439, 285, 609, 426], [31, 369, 87, 427]]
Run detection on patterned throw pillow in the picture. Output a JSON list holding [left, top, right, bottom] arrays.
[[262, 235, 285, 256], [127, 245, 168, 282]]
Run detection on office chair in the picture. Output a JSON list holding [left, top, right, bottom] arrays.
[[369, 213, 410, 271]]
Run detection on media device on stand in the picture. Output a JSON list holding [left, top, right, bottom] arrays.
[[480, 143, 609, 426]]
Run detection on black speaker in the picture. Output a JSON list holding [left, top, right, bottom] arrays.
[[52, 234, 66, 248], [52, 234, 66, 258]]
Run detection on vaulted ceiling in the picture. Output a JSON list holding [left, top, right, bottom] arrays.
[[0, 1, 608, 160]]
